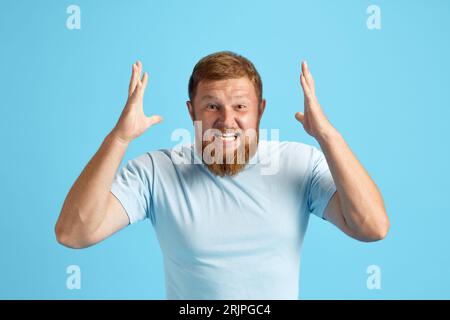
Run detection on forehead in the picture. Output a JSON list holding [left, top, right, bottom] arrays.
[[196, 77, 257, 100]]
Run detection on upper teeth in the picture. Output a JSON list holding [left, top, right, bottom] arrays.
[[215, 132, 237, 140]]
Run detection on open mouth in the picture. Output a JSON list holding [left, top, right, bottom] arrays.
[[216, 133, 238, 141], [214, 132, 239, 142]]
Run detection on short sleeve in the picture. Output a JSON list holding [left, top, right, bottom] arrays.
[[110, 153, 154, 225], [307, 146, 337, 220]]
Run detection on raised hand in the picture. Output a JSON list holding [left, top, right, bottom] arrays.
[[111, 60, 163, 144], [295, 61, 334, 141]]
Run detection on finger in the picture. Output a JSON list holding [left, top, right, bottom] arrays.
[[141, 72, 149, 91], [135, 60, 143, 94], [295, 112, 304, 124], [128, 63, 139, 97], [145, 115, 163, 128], [136, 60, 142, 80], [301, 60, 307, 76], [134, 72, 148, 101], [300, 74, 311, 97], [302, 61, 315, 92]]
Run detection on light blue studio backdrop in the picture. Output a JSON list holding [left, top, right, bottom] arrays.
[[0, 0, 449, 299]]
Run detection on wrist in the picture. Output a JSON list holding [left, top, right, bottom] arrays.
[[107, 130, 131, 148], [315, 126, 341, 146]]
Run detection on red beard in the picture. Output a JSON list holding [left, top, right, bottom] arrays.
[[201, 130, 258, 177]]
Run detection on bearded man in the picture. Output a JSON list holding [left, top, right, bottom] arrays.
[[55, 51, 390, 299]]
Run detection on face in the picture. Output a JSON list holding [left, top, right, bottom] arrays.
[[187, 77, 266, 176]]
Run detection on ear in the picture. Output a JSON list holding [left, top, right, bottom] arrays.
[[258, 99, 266, 121], [186, 101, 195, 122]]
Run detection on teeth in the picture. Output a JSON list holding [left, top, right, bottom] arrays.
[[212, 130, 240, 143], [215, 133, 238, 141], [220, 136, 236, 141], [219, 135, 236, 141]]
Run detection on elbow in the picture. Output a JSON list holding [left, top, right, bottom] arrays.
[[365, 225, 389, 242], [359, 213, 390, 242], [54, 221, 90, 249]]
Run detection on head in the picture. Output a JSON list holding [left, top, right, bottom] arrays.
[[186, 51, 266, 177]]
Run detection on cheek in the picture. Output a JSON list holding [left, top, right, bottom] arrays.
[[193, 115, 217, 141], [194, 112, 215, 127], [236, 113, 259, 130]]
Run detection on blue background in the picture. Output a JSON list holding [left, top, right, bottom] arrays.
[[0, 0, 449, 299]]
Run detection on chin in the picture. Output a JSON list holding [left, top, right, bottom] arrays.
[[201, 133, 257, 177]]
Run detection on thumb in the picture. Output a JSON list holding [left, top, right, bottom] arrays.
[[295, 112, 304, 124], [145, 115, 163, 128]]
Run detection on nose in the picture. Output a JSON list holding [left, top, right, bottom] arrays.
[[217, 106, 238, 129]]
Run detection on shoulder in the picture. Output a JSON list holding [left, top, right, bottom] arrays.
[[258, 140, 317, 160], [129, 143, 192, 164], [133, 144, 199, 174], [252, 140, 319, 177]]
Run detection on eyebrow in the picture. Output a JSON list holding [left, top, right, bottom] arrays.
[[200, 94, 251, 101], [200, 95, 218, 101]]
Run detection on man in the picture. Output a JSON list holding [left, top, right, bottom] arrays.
[[55, 51, 390, 299]]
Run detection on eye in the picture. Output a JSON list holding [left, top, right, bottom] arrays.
[[206, 104, 219, 110], [236, 104, 247, 110]]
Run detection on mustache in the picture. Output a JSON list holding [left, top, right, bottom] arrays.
[[210, 128, 241, 134], [202, 129, 238, 142], [202, 128, 261, 141]]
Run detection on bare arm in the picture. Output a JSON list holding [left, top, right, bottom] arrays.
[[295, 61, 389, 242], [55, 61, 162, 249], [320, 130, 389, 242]]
